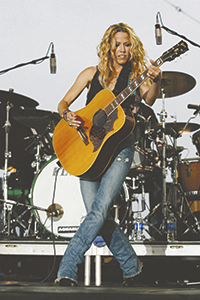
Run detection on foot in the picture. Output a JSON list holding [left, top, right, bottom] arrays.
[[59, 278, 78, 287], [123, 273, 141, 287]]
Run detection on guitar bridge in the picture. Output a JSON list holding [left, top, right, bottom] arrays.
[[77, 127, 89, 145]]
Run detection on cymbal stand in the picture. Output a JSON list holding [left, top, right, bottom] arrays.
[[169, 127, 180, 209], [2, 99, 13, 235], [158, 84, 168, 234], [137, 173, 146, 212]]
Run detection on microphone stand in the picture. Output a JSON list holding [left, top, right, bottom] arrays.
[[0, 42, 55, 76], [0, 197, 53, 237], [0, 56, 49, 75], [0, 198, 52, 213], [157, 11, 200, 49], [162, 25, 200, 49]]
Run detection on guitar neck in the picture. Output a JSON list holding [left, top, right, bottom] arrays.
[[104, 57, 163, 116]]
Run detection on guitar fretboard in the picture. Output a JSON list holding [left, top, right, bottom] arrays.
[[104, 57, 163, 116]]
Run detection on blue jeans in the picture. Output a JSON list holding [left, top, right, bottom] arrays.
[[57, 146, 142, 283]]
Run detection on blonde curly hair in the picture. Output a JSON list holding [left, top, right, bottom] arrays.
[[97, 22, 150, 88]]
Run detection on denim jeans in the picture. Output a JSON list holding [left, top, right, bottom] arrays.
[[57, 146, 142, 283]]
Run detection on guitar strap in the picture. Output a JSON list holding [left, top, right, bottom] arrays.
[[113, 62, 137, 110]]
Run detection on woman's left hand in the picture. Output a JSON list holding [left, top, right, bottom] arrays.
[[147, 59, 161, 82]]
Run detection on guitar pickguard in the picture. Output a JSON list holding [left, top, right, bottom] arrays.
[[89, 110, 118, 152]]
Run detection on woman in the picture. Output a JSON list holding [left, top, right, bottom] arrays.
[[56, 22, 161, 287]]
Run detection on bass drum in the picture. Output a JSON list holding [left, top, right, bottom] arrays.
[[30, 156, 130, 238]]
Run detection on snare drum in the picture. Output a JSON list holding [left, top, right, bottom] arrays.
[[178, 158, 200, 198], [30, 156, 130, 238]]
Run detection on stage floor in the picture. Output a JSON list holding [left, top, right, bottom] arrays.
[[0, 281, 200, 300]]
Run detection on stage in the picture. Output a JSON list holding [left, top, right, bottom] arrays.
[[1, 239, 200, 299]]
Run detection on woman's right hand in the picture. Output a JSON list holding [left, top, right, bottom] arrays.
[[64, 111, 81, 129]]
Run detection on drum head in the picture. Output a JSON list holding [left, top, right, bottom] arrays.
[[30, 156, 86, 238], [30, 157, 131, 239]]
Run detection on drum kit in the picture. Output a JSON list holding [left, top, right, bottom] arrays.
[[0, 70, 200, 242]]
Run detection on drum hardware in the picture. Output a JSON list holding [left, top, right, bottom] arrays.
[[129, 146, 157, 178], [167, 204, 200, 239], [176, 156, 200, 238], [5, 206, 32, 237], [0, 88, 41, 235], [2, 90, 15, 235], [156, 75, 169, 235], [24, 134, 44, 173], [166, 151, 200, 239], [143, 203, 164, 239], [192, 130, 200, 157], [171, 156, 200, 238], [166, 145, 184, 159], [125, 173, 165, 240], [152, 69, 198, 239], [24, 132, 52, 173], [12, 108, 61, 172], [23, 122, 57, 173], [112, 203, 123, 225], [0, 197, 53, 237]]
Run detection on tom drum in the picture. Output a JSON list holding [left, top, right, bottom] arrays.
[[178, 158, 200, 198]]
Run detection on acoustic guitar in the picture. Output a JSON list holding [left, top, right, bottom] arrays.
[[53, 40, 188, 180]]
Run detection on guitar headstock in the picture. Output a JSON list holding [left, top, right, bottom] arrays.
[[161, 40, 189, 63]]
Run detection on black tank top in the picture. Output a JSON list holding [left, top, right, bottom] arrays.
[[86, 62, 138, 150], [86, 62, 136, 109]]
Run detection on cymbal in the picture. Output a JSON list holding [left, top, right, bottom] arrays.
[[0, 90, 39, 108], [12, 108, 61, 133], [152, 122, 200, 134], [157, 71, 196, 98]]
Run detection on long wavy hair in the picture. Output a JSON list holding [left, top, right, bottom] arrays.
[[97, 22, 150, 88]]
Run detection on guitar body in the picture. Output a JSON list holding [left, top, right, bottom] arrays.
[[53, 40, 189, 179], [53, 89, 135, 179]]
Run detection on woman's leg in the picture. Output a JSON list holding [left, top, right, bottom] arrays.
[[57, 146, 141, 282]]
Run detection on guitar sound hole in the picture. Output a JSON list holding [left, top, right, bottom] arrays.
[[92, 109, 107, 127]]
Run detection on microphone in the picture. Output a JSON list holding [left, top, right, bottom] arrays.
[[155, 13, 162, 45], [50, 43, 56, 74]]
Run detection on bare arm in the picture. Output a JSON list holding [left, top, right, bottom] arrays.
[[58, 66, 96, 128], [140, 59, 161, 106]]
